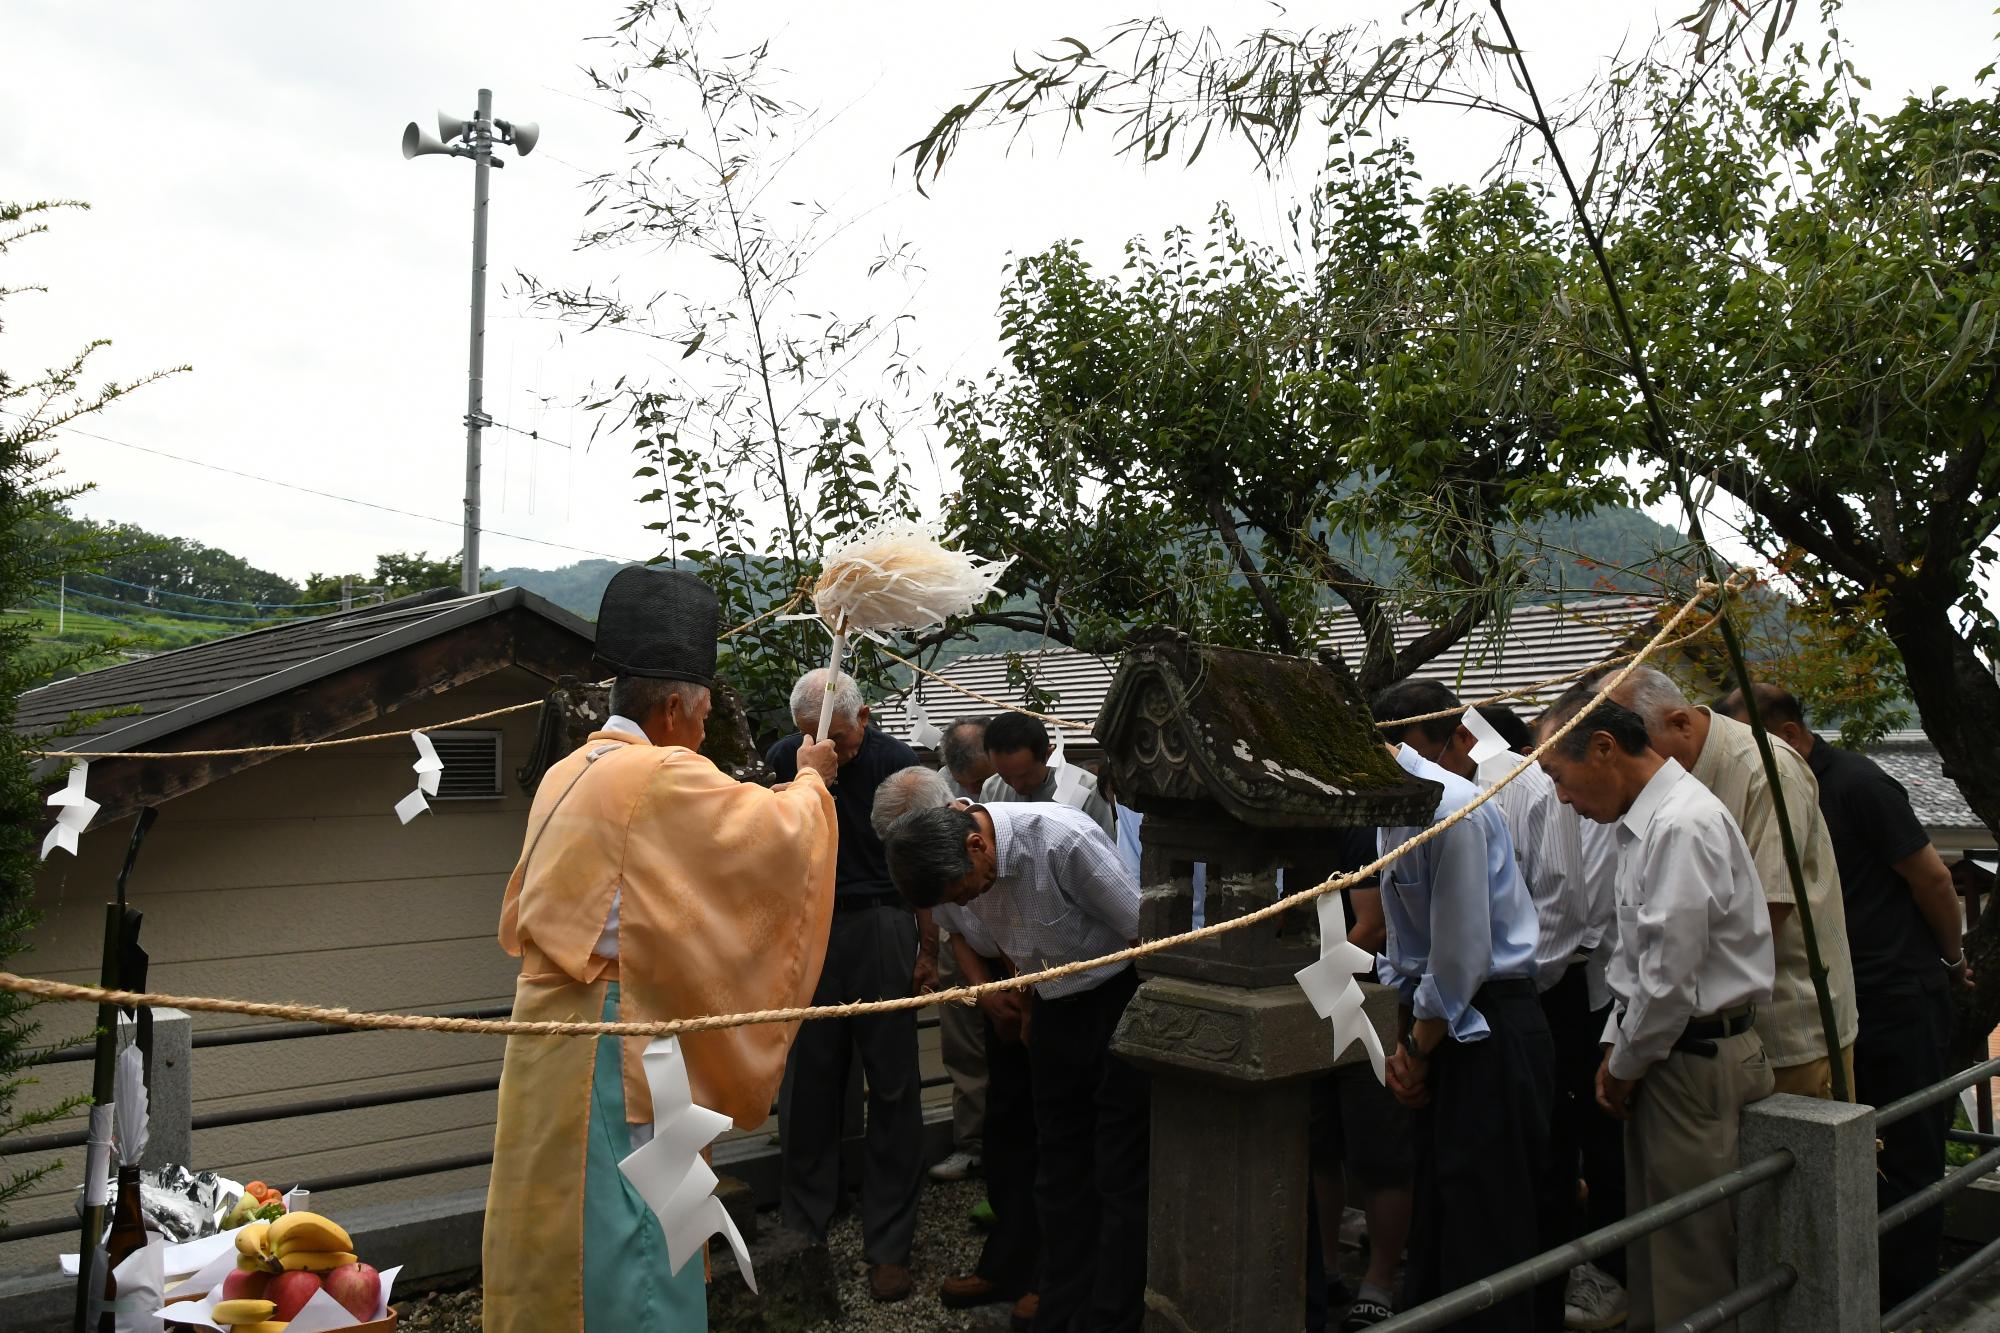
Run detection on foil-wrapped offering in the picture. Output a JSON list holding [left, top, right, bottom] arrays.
[[137, 1165, 230, 1241]]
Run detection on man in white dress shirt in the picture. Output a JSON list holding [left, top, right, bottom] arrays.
[[1538, 694, 1776, 1333], [885, 800, 1147, 1333], [1374, 679, 1610, 1332]]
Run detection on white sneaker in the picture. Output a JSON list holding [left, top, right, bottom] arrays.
[[1564, 1263, 1628, 1330], [928, 1149, 982, 1182]]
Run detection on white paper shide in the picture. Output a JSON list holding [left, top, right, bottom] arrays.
[[618, 1036, 757, 1292], [42, 760, 99, 859], [395, 731, 444, 824], [1293, 890, 1387, 1085]]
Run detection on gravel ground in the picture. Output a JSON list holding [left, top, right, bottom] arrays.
[[389, 1176, 1012, 1332]]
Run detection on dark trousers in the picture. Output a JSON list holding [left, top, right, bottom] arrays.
[[779, 905, 924, 1265], [1028, 965, 1149, 1333], [1534, 963, 1628, 1327], [1407, 985, 1555, 1333], [1858, 977, 1955, 1309], [977, 995, 1043, 1297]]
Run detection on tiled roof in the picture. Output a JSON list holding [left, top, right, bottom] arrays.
[[16, 587, 593, 757], [873, 597, 1667, 754], [1858, 732, 1985, 833]]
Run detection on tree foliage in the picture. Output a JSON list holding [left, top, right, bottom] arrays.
[[0, 200, 180, 1221], [941, 144, 1632, 691], [522, 1, 928, 736], [1599, 30, 2000, 824]]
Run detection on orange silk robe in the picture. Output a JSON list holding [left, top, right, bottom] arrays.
[[482, 731, 837, 1333]]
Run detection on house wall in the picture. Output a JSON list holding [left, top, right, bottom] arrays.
[[4, 668, 948, 1277]]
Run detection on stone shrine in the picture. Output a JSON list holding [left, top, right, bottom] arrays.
[[1095, 631, 1439, 1332]]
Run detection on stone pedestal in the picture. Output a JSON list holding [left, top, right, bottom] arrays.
[[1112, 976, 1398, 1332]]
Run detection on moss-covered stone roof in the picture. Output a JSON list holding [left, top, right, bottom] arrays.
[[1095, 630, 1438, 828]]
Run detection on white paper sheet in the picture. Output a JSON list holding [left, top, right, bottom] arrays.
[[393, 788, 429, 824], [411, 731, 443, 796], [166, 1230, 242, 1293], [109, 1236, 167, 1333], [1293, 892, 1388, 1084], [1461, 706, 1513, 766], [905, 682, 944, 750], [618, 1037, 757, 1291], [42, 761, 100, 859]]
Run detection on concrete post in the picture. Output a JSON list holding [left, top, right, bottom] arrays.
[[1737, 1092, 1878, 1333], [114, 1009, 192, 1172]]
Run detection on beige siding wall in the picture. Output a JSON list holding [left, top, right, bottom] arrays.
[[4, 669, 946, 1276]]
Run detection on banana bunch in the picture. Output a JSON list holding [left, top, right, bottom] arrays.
[[233, 1211, 355, 1275], [210, 1297, 286, 1332], [234, 1222, 280, 1274], [268, 1211, 357, 1271]]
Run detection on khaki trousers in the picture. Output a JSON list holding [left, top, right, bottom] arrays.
[[1769, 1043, 1856, 1101], [1626, 1030, 1775, 1333]]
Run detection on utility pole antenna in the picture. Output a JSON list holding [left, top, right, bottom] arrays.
[[401, 90, 539, 595]]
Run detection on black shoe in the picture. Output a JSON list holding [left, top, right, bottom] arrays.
[[1340, 1296, 1395, 1330]]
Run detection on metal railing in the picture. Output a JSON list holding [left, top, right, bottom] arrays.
[[1876, 1053, 2000, 1331], [1, 1005, 947, 1251], [1375, 1151, 1795, 1332]]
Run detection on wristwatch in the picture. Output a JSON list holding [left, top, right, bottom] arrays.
[[1401, 1029, 1428, 1063]]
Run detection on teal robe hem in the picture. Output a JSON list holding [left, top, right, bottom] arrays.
[[582, 982, 708, 1331]]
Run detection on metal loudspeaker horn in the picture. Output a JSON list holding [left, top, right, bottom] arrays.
[[402, 123, 454, 160], [503, 120, 539, 156], [438, 111, 471, 143]]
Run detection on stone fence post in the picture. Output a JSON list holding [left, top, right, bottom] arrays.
[[114, 1008, 192, 1172], [1736, 1092, 1878, 1333]]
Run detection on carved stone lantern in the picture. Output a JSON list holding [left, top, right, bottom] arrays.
[[1095, 632, 1440, 1333]]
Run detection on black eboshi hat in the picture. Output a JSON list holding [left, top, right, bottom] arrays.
[[592, 567, 719, 685]]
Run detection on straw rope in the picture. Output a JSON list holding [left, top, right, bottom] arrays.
[[0, 579, 1713, 1041]]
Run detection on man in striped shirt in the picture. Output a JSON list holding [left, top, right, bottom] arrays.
[[1373, 680, 1610, 1333]]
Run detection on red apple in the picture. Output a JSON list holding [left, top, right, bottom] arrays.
[[324, 1262, 382, 1321], [266, 1269, 324, 1321], [219, 1267, 270, 1302]]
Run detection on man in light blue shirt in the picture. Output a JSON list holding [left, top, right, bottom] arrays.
[[1374, 689, 1555, 1333]]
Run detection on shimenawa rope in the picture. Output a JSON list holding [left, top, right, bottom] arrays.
[[0, 580, 1713, 1041]]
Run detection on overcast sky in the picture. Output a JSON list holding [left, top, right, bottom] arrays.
[[7, 1, 1993, 586]]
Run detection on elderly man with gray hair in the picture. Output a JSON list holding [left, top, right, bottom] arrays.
[[1589, 666, 1857, 1103], [767, 667, 928, 1304]]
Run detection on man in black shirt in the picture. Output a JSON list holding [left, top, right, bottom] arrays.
[[769, 668, 926, 1303], [1719, 684, 1967, 1307]]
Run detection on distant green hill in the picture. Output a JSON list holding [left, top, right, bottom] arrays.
[[487, 559, 636, 618]]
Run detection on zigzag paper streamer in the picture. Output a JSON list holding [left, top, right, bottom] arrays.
[[619, 1037, 757, 1291], [41, 761, 98, 859]]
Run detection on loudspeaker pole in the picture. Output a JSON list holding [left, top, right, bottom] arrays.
[[462, 87, 492, 597], [401, 90, 538, 597]]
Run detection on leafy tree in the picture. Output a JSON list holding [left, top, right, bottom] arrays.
[[940, 145, 1631, 691], [0, 200, 179, 1221], [1597, 38, 2000, 835], [521, 2, 926, 735]]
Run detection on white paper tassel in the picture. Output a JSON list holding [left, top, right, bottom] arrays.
[[813, 520, 1012, 636]]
